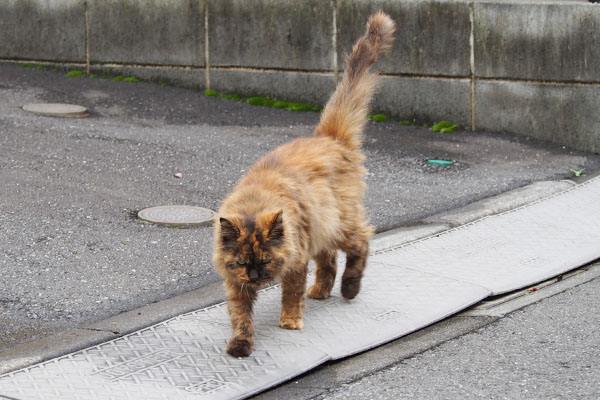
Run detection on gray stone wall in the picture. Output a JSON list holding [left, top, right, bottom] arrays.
[[1, 0, 598, 152]]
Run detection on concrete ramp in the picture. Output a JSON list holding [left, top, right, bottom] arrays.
[[1, 177, 599, 400]]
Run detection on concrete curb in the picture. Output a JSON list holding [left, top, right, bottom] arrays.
[[1, 0, 599, 152], [0, 179, 576, 375]]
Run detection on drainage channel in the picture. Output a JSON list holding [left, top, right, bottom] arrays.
[[462, 261, 600, 318], [1, 176, 599, 400]]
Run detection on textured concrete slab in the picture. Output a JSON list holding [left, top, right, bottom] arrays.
[[337, 0, 471, 77], [246, 268, 487, 360], [475, 80, 600, 153], [88, 0, 204, 66], [0, 0, 85, 62], [379, 176, 600, 295], [474, 1, 600, 82], [209, 0, 333, 71], [0, 328, 118, 376], [0, 267, 486, 400], [0, 318, 329, 400]]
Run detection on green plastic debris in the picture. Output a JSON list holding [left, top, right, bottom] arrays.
[[571, 168, 585, 177], [432, 121, 458, 133], [427, 159, 454, 166]]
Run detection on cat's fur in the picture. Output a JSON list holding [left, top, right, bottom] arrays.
[[213, 11, 395, 357]]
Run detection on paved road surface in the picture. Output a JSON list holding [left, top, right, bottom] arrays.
[[1, 62, 599, 355]]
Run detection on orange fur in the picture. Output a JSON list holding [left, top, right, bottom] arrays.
[[213, 11, 396, 357]]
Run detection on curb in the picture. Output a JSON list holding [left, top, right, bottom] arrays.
[[0, 179, 577, 375]]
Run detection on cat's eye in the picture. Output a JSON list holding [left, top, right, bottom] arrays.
[[236, 261, 247, 266], [261, 258, 271, 265]]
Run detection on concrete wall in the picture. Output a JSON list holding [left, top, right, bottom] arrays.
[[1, 0, 599, 153]]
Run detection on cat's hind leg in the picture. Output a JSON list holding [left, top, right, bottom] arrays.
[[307, 249, 337, 299], [279, 261, 308, 330], [340, 222, 373, 299]]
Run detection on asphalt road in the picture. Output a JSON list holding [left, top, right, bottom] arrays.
[[1, 62, 599, 352], [314, 276, 600, 400]]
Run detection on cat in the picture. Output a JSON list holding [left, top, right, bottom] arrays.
[[212, 11, 396, 357]]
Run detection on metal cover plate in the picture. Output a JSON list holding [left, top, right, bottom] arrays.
[[138, 205, 216, 227], [375, 176, 600, 295], [0, 265, 486, 400], [2, 176, 600, 399]]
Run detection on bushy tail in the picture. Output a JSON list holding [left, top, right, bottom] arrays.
[[315, 11, 395, 150]]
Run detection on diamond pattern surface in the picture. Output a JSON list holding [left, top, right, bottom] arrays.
[[2, 177, 599, 399], [375, 176, 600, 294]]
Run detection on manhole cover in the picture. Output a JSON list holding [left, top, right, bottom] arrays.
[[23, 103, 89, 118], [137, 205, 216, 227]]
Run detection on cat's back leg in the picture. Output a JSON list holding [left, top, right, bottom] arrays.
[[307, 249, 338, 299], [339, 217, 374, 299]]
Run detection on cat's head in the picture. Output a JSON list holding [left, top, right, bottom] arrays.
[[213, 210, 288, 286]]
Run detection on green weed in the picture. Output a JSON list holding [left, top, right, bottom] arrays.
[[432, 121, 458, 133], [66, 70, 86, 78], [369, 114, 388, 123], [203, 90, 320, 112]]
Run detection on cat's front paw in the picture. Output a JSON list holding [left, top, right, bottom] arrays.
[[278, 316, 304, 330], [226, 337, 253, 357]]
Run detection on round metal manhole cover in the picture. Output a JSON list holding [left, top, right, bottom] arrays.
[[23, 103, 89, 118], [137, 205, 216, 227]]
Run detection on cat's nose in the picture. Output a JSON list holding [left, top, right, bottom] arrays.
[[248, 268, 259, 282]]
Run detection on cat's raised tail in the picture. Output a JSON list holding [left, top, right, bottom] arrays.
[[315, 11, 395, 151]]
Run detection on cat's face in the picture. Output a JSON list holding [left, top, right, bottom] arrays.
[[213, 211, 288, 287]]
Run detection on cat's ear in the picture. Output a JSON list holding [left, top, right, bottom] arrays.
[[219, 217, 240, 243], [267, 210, 284, 244]]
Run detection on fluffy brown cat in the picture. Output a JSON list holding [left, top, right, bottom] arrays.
[[213, 11, 395, 357]]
